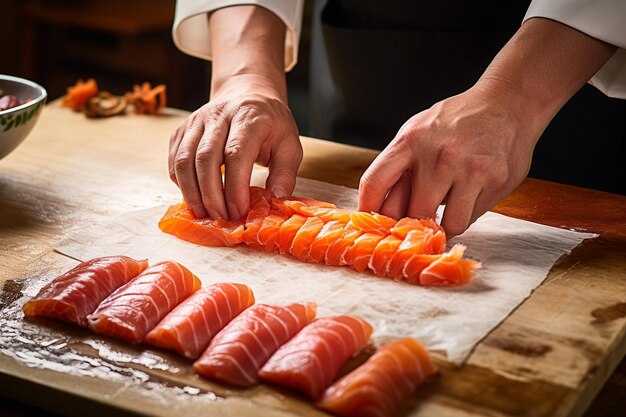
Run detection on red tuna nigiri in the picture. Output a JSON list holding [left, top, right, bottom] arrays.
[[317, 338, 437, 417], [259, 315, 373, 399], [22, 256, 148, 327], [88, 261, 201, 344], [159, 201, 244, 246], [193, 302, 317, 387], [144, 283, 255, 359]]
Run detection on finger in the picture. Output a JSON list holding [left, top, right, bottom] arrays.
[[440, 183, 482, 237], [174, 125, 207, 219], [195, 119, 229, 219], [406, 162, 453, 220], [223, 117, 266, 220], [265, 134, 302, 198], [380, 171, 412, 220], [168, 126, 184, 185], [358, 145, 411, 213]]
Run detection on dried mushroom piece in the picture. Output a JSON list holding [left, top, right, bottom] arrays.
[[84, 92, 127, 118], [125, 83, 167, 115]]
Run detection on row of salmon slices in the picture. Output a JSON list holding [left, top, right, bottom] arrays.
[[159, 187, 480, 286], [23, 256, 437, 417]]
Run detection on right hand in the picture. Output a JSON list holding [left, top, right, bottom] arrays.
[[169, 74, 302, 220]]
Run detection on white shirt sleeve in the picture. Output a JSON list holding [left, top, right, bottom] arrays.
[[173, 0, 304, 71], [524, 0, 626, 99]]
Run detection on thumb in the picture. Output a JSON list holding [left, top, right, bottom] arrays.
[[266, 137, 302, 197]]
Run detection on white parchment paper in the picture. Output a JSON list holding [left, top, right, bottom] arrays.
[[55, 171, 597, 364]]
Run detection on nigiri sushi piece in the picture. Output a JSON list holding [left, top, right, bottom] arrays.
[[419, 244, 481, 286], [289, 217, 325, 261], [317, 338, 437, 417], [193, 302, 317, 387], [159, 201, 244, 247], [307, 220, 347, 263], [22, 256, 148, 327], [259, 315, 373, 399], [88, 261, 201, 344], [144, 283, 255, 359]]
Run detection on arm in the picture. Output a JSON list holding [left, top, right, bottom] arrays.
[[169, 6, 301, 220], [358, 17, 617, 237]]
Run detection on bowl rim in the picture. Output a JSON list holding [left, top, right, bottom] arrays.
[[0, 74, 48, 116]]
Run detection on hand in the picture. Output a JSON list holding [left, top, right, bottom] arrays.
[[169, 74, 302, 220], [358, 81, 543, 237]]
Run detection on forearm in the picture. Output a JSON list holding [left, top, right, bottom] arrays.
[[476, 17, 617, 134], [209, 5, 287, 101]]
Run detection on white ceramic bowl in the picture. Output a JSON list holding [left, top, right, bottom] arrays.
[[0, 74, 47, 160]]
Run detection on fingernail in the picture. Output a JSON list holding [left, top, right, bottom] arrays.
[[272, 186, 287, 198]]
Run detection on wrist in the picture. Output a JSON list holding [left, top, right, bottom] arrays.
[[211, 72, 288, 104]]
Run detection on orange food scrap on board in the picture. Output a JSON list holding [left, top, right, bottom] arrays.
[[62, 78, 99, 111], [124, 82, 166, 115]]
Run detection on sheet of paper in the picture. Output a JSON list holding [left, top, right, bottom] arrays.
[[55, 171, 597, 364]]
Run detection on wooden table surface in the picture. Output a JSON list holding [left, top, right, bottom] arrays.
[[1, 102, 625, 417]]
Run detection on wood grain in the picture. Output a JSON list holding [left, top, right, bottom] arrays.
[[0, 102, 625, 417]]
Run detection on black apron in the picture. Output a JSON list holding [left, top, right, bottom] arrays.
[[308, 0, 626, 195]]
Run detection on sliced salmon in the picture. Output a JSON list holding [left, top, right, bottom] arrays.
[[325, 224, 363, 266], [387, 229, 430, 281], [272, 196, 336, 217], [87, 261, 201, 344], [369, 235, 404, 277], [193, 302, 317, 387], [259, 316, 373, 399], [256, 210, 289, 253], [343, 233, 385, 272], [242, 187, 273, 251], [349, 212, 397, 236], [317, 338, 437, 417], [144, 283, 255, 359], [290, 217, 325, 261], [159, 201, 244, 247], [22, 256, 148, 327], [419, 244, 481, 286], [307, 220, 347, 263], [276, 214, 308, 255]]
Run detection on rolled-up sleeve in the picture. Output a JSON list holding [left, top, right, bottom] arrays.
[[173, 0, 304, 71], [524, 0, 626, 99]]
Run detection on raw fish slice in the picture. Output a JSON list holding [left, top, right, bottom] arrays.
[[242, 187, 273, 250], [419, 244, 481, 286], [276, 214, 308, 255], [159, 201, 244, 246], [145, 283, 255, 359], [387, 229, 430, 281], [272, 196, 336, 217], [424, 230, 446, 254], [259, 315, 373, 399], [349, 212, 396, 236], [403, 253, 442, 285], [325, 224, 363, 266], [317, 338, 437, 417], [88, 261, 201, 344], [390, 217, 444, 239], [22, 256, 148, 327], [193, 302, 317, 387], [307, 220, 347, 263], [295, 206, 352, 223], [369, 235, 403, 277], [290, 217, 325, 261], [256, 210, 289, 253], [342, 233, 385, 272]]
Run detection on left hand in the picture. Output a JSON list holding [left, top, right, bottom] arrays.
[[358, 81, 542, 237]]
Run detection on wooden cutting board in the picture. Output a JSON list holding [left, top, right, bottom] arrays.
[[1, 102, 625, 417]]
